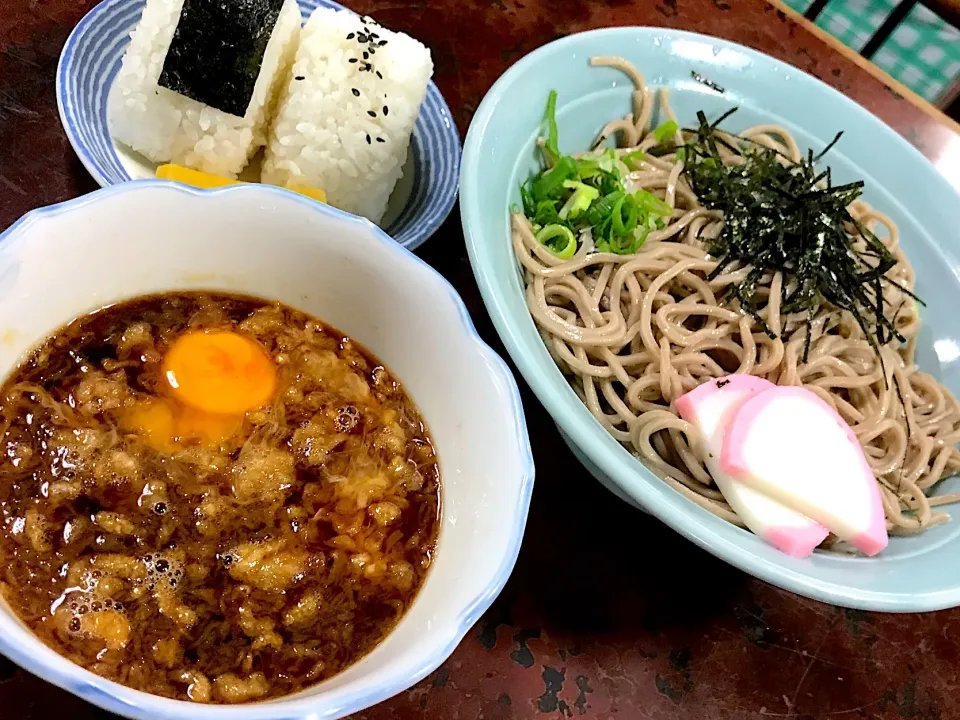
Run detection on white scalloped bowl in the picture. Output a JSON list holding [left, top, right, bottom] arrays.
[[0, 180, 533, 720]]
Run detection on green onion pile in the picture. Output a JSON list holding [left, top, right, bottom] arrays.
[[518, 90, 674, 257]]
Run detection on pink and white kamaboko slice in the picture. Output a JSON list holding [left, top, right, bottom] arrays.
[[676, 376, 828, 557], [721, 386, 888, 556]]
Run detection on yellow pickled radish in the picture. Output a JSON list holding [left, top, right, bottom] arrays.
[[156, 164, 236, 189], [285, 184, 327, 203], [155, 165, 326, 204]]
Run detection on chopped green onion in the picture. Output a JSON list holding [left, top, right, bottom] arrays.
[[576, 158, 601, 180], [623, 150, 645, 171], [596, 224, 646, 255], [518, 91, 670, 261], [675, 147, 687, 163], [532, 199, 562, 227], [543, 90, 560, 163], [559, 180, 600, 220], [611, 195, 639, 235], [531, 155, 577, 201], [536, 224, 577, 258], [653, 120, 679, 143], [520, 183, 535, 216], [597, 148, 620, 175], [634, 225, 651, 249], [633, 189, 672, 217], [583, 190, 624, 227]]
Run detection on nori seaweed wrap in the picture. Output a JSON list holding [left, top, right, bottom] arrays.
[[159, 0, 288, 117]]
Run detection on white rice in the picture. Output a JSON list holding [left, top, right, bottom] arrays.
[[261, 8, 433, 223], [107, 0, 301, 178]]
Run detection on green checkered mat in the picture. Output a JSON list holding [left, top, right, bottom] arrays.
[[783, 0, 960, 102]]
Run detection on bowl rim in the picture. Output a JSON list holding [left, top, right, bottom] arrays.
[[460, 24, 960, 612], [0, 179, 535, 719], [54, 0, 462, 252]]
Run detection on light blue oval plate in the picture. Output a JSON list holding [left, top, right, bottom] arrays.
[[461, 27, 960, 611], [56, 0, 461, 250]]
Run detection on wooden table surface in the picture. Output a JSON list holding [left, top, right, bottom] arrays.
[[1, 0, 959, 718]]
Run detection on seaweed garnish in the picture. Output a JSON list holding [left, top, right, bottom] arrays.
[[892, 371, 910, 497], [681, 109, 924, 378], [691, 70, 725, 94]]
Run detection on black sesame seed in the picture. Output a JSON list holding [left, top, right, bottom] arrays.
[[352, 88, 360, 97], [368, 110, 376, 117], [348, 58, 358, 64], [364, 63, 372, 71], [376, 71, 383, 79], [346, 32, 355, 39], [383, 105, 389, 115], [357, 34, 368, 43], [369, 48, 376, 55], [378, 40, 387, 46], [362, 52, 368, 60], [366, 134, 371, 144], [369, 31, 379, 38], [376, 137, 385, 143], [295, 75, 305, 81]]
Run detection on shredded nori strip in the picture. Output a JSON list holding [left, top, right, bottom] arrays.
[[682, 109, 923, 373], [159, 0, 286, 118], [691, 70, 725, 93]]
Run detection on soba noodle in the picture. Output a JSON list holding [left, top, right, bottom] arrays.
[[514, 58, 960, 539]]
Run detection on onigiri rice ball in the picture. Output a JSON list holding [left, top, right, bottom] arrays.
[[261, 8, 433, 223], [108, 0, 301, 178]]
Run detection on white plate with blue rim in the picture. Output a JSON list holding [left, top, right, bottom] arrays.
[[56, 0, 461, 251]]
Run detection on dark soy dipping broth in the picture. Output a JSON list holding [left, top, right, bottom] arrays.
[[0, 293, 440, 703]]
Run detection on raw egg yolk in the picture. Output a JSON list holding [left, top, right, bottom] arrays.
[[121, 400, 243, 452], [162, 331, 276, 415]]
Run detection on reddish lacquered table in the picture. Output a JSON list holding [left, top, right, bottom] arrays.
[[2, 1, 959, 718]]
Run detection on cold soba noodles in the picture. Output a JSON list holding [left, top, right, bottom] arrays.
[[0, 293, 440, 702], [513, 56, 960, 542]]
